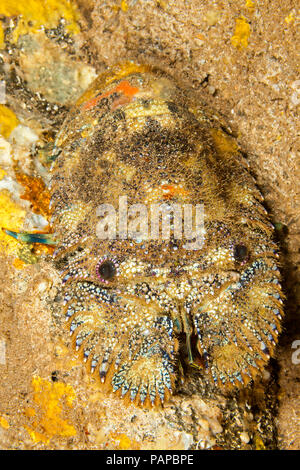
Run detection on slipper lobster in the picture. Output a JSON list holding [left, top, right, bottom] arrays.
[[13, 63, 284, 407]]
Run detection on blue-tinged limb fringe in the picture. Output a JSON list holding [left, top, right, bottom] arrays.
[[3, 229, 57, 246]]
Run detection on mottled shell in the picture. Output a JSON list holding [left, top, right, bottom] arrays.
[[50, 63, 283, 406]]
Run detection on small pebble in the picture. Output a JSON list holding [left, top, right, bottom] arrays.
[[262, 369, 271, 381], [240, 431, 250, 444]]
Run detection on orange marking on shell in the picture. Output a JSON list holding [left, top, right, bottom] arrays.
[[116, 80, 139, 97], [160, 184, 189, 200], [83, 80, 139, 111]]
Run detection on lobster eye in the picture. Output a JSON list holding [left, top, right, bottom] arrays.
[[96, 260, 116, 281], [233, 244, 249, 262]]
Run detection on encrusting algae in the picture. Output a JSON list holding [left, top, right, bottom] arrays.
[[231, 16, 251, 49], [0, 0, 80, 42], [0, 105, 19, 140], [0, 190, 26, 255], [24, 375, 76, 444]]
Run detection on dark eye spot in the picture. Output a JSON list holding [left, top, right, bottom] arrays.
[[51, 370, 58, 382], [234, 244, 249, 262], [97, 260, 116, 280]]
